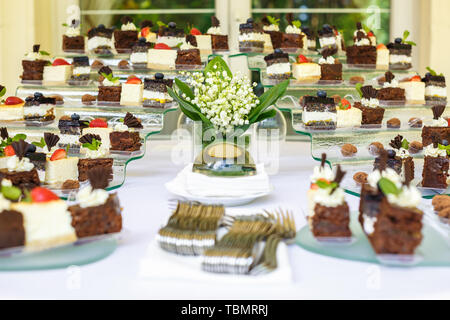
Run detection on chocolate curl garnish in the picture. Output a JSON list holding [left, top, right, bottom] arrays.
[[385, 71, 395, 84], [33, 44, 40, 53], [11, 140, 29, 160], [356, 22, 362, 30], [185, 34, 197, 47], [211, 16, 220, 27], [389, 135, 403, 150], [403, 161, 414, 186], [140, 20, 153, 29], [123, 112, 143, 129], [321, 47, 335, 59], [44, 132, 60, 150], [286, 13, 293, 25], [98, 66, 113, 76], [378, 149, 388, 172], [87, 167, 109, 190], [431, 132, 442, 148], [361, 85, 378, 99], [261, 15, 270, 26], [0, 127, 8, 140], [79, 133, 101, 144], [71, 19, 80, 28], [320, 153, 326, 168], [121, 16, 133, 24], [431, 105, 446, 120], [330, 165, 346, 194]]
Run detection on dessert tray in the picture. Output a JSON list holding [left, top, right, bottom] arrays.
[[296, 211, 450, 267]]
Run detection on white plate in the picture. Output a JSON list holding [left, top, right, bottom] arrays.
[[165, 179, 273, 207]]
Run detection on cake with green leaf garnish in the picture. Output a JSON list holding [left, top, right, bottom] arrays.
[[109, 113, 142, 152], [422, 105, 450, 147], [62, 19, 84, 52], [261, 15, 282, 50], [281, 14, 304, 51], [385, 135, 415, 181], [77, 133, 113, 182], [353, 84, 385, 126], [387, 30, 415, 70], [422, 132, 449, 189], [346, 22, 376, 66], [422, 67, 447, 104], [21, 45, 51, 81], [97, 66, 121, 104]]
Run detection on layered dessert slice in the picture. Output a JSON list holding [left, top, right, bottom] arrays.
[[156, 22, 185, 48], [109, 113, 142, 152], [376, 71, 406, 104], [0, 185, 25, 249], [238, 18, 265, 53], [376, 44, 390, 69], [399, 75, 425, 104], [280, 13, 303, 52], [69, 167, 122, 237], [308, 165, 351, 238], [421, 105, 450, 146], [292, 54, 320, 83], [264, 49, 291, 81], [45, 148, 79, 185], [346, 22, 376, 66], [319, 48, 342, 81], [130, 37, 151, 68], [43, 58, 73, 85], [87, 24, 114, 54], [21, 45, 50, 82], [317, 24, 337, 50], [77, 133, 113, 182], [0, 86, 24, 121], [120, 76, 143, 106], [301, 90, 336, 130], [387, 32, 414, 70], [82, 118, 112, 151], [11, 187, 77, 250], [57, 113, 83, 152], [23, 92, 55, 122], [301, 27, 316, 51], [69, 56, 90, 85], [353, 85, 385, 127], [422, 134, 449, 189], [147, 43, 177, 70], [422, 68, 447, 104], [336, 98, 362, 128], [62, 19, 84, 53], [97, 66, 121, 105], [207, 16, 229, 51], [307, 154, 335, 216], [191, 27, 212, 56], [143, 73, 173, 107], [113, 16, 138, 53], [385, 135, 415, 180], [176, 35, 202, 69], [333, 26, 346, 52], [139, 20, 157, 44], [261, 15, 282, 50]]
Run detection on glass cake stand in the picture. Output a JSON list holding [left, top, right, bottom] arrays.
[[296, 211, 450, 267]]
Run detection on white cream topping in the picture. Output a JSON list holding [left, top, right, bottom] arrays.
[[363, 214, 377, 235], [285, 25, 301, 34], [113, 123, 129, 132], [102, 77, 120, 87], [156, 36, 185, 48], [73, 66, 90, 75], [313, 187, 346, 207], [387, 185, 422, 208], [361, 98, 379, 108], [390, 54, 412, 64], [87, 36, 113, 51], [239, 32, 265, 42], [84, 147, 109, 159], [24, 52, 50, 61], [266, 63, 291, 75], [426, 86, 447, 98], [0, 194, 11, 212], [263, 25, 279, 32], [130, 52, 148, 63], [367, 168, 402, 189], [180, 41, 196, 50], [1, 179, 12, 187], [318, 56, 335, 65], [424, 144, 447, 157], [207, 27, 223, 35], [354, 29, 367, 37], [431, 117, 448, 127], [310, 165, 334, 184], [6, 155, 34, 172], [76, 185, 109, 208], [121, 22, 137, 31], [383, 79, 399, 88], [65, 27, 80, 37], [396, 148, 410, 159], [355, 38, 371, 46]]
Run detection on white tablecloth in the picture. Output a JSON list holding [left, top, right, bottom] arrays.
[[0, 140, 449, 300]]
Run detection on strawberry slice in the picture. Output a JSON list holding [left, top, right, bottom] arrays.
[[341, 98, 351, 109], [4, 145, 15, 156], [4, 96, 24, 105], [31, 187, 60, 202], [447, 118, 450, 127], [190, 27, 201, 35], [154, 43, 172, 50], [141, 27, 150, 38], [310, 183, 318, 190], [50, 149, 67, 161], [126, 77, 142, 84], [89, 118, 108, 128], [52, 58, 71, 66], [368, 31, 374, 37], [376, 43, 387, 50], [297, 55, 309, 63], [410, 75, 421, 82]]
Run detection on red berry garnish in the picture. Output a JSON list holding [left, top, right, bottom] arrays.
[[126, 77, 142, 84], [4, 96, 24, 105], [368, 31, 374, 37], [447, 118, 450, 127], [154, 43, 172, 50], [341, 98, 351, 109], [410, 75, 421, 82], [50, 149, 67, 161], [190, 27, 201, 35], [52, 58, 71, 66], [89, 118, 108, 128], [297, 55, 309, 63], [141, 27, 150, 37], [31, 187, 60, 202], [4, 145, 15, 156], [377, 44, 387, 50]]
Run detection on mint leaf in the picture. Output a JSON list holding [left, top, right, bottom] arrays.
[[12, 134, 27, 142], [402, 30, 410, 42], [62, 23, 68, 27], [39, 50, 50, 56], [82, 138, 101, 151], [378, 177, 400, 196], [426, 67, 437, 76], [401, 139, 409, 150], [316, 180, 337, 190], [1, 185, 21, 201], [157, 21, 167, 28], [0, 87, 5, 98], [267, 16, 280, 26], [405, 40, 416, 46], [32, 137, 46, 148], [292, 20, 301, 28], [355, 83, 363, 98]]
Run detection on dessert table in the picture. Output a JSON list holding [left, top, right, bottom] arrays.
[[0, 139, 449, 300]]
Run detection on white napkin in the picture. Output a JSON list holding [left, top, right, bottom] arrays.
[[171, 163, 271, 197]]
